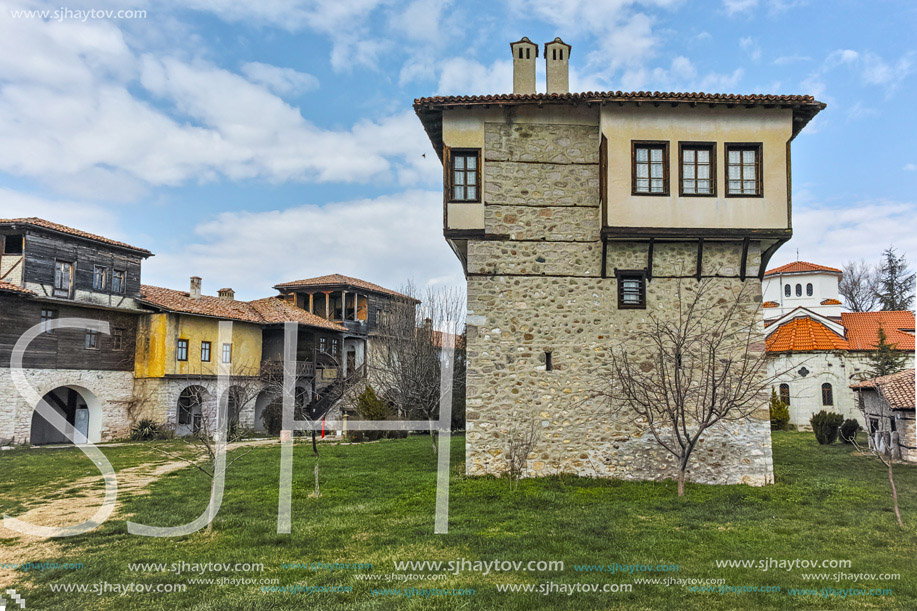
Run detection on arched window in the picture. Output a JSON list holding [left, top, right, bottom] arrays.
[[178, 387, 204, 426], [779, 383, 790, 406], [806, 283, 814, 296], [795, 284, 802, 297], [821, 383, 834, 406], [784, 284, 791, 297]]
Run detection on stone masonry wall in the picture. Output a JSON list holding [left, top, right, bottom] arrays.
[[465, 120, 774, 486]]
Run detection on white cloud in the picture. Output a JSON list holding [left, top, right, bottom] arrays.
[[438, 58, 513, 95], [145, 190, 465, 300], [723, 0, 758, 15], [240, 62, 319, 96], [0, 188, 128, 242], [773, 55, 811, 66], [618, 56, 743, 92], [740, 36, 761, 61], [774, 201, 917, 270], [904, 164, 917, 172]]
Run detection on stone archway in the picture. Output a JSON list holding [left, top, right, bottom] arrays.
[[30, 385, 102, 445], [176, 385, 209, 437]]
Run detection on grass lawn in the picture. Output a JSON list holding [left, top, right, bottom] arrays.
[[2, 431, 916, 610]]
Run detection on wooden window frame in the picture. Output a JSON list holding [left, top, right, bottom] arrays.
[[93, 265, 108, 291], [201, 341, 212, 362], [678, 142, 716, 197], [176, 339, 189, 362], [615, 269, 647, 309], [53, 260, 74, 298], [631, 141, 669, 196], [446, 148, 481, 203], [111, 327, 124, 351], [821, 383, 834, 406], [222, 343, 233, 364], [112, 269, 126, 294], [40, 309, 56, 334], [85, 329, 99, 350], [724, 143, 763, 198], [779, 383, 790, 406]]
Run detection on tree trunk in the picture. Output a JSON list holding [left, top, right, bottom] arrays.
[[888, 460, 904, 529], [677, 467, 686, 497], [429, 419, 438, 455]]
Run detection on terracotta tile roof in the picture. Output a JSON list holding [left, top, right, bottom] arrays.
[[841, 311, 916, 351], [764, 261, 842, 276], [851, 369, 915, 410], [274, 274, 419, 302], [248, 297, 347, 331], [820, 298, 842, 305], [763, 301, 779, 308], [0, 280, 33, 295], [766, 317, 849, 353], [139, 285, 346, 331], [415, 91, 822, 106], [0, 217, 152, 255]]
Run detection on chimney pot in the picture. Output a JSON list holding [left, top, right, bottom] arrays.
[[544, 37, 571, 94], [190, 276, 202, 300], [510, 37, 538, 95]]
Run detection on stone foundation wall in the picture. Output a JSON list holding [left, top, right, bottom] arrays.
[[464, 119, 774, 487], [0, 368, 134, 444]]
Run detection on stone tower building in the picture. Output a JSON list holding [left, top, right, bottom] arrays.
[[414, 38, 825, 486]]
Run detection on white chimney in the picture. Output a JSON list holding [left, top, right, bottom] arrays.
[[544, 37, 571, 94], [217, 287, 235, 301], [190, 276, 202, 300], [510, 37, 538, 95]]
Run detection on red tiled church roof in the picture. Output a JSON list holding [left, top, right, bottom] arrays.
[[764, 261, 842, 276], [841, 311, 916, 351], [766, 317, 849, 353]]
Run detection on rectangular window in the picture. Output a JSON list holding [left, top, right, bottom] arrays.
[[201, 341, 211, 362], [726, 143, 762, 196], [222, 343, 232, 363], [632, 141, 668, 195], [85, 329, 99, 350], [53, 260, 73, 297], [545, 351, 553, 372], [2, 234, 23, 255], [112, 327, 124, 351], [93, 265, 108, 291], [40, 309, 56, 334], [331, 338, 340, 357], [449, 150, 480, 202], [111, 269, 126, 294], [319, 336, 327, 353], [176, 339, 189, 361], [616, 270, 647, 309], [679, 142, 716, 196]]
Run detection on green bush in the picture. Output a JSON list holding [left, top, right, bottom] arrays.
[[840, 419, 861, 444], [769, 388, 790, 431], [810, 410, 844, 445], [129, 419, 172, 441], [261, 402, 283, 436]]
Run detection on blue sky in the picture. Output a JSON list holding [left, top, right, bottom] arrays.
[[0, 0, 915, 299]]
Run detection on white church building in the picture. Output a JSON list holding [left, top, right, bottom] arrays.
[[763, 261, 915, 428]]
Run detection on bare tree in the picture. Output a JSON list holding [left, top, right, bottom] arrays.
[[851, 389, 905, 529], [840, 259, 880, 312], [505, 416, 540, 491], [367, 281, 466, 453], [602, 279, 786, 497]]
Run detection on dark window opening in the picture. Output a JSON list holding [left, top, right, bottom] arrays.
[[821, 383, 833, 406], [2, 234, 23, 255], [779, 383, 790, 406], [545, 351, 553, 372], [112, 327, 124, 351], [552, 48, 556, 60], [331, 338, 340, 357], [616, 271, 647, 309], [806, 283, 814, 297], [85, 329, 99, 350], [201, 341, 211, 362], [784, 284, 791, 297], [450, 150, 480, 202], [795, 284, 802, 297], [518, 48, 523, 59], [869, 418, 879, 434], [177, 339, 189, 361], [40, 309, 56, 334], [526, 48, 530, 59]]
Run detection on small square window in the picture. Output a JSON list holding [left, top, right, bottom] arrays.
[[449, 150, 480, 202], [177, 339, 189, 361], [632, 142, 669, 195], [2, 234, 23, 255], [616, 270, 647, 309], [725, 143, 762, 196], [201, 341, 211, 362], [85, 329, 99, 350]]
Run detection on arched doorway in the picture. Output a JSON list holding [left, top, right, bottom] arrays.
[[176, 386, 208, 437], [30, 386, 102, 445]]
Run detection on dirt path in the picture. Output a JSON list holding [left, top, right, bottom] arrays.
[[0, 438, 277, 587]]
